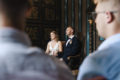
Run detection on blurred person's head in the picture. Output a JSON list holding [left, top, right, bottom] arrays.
[[0, 0, 32, 30], [50, 31, 59, 41], [66, 26, 74, 37], [94, 0, 120, 39]]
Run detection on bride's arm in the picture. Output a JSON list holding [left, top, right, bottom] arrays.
[[58, 41, 63, 52], [45, 42, 50, 54]]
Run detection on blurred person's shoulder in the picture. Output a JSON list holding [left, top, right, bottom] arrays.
[[22, 47, 75, 80], [78, 48, 110, 80], [26, 47, 45, 55], [24, 46, 68, 68], [79, 47, 120, 78], [82, 47, 116, 66]]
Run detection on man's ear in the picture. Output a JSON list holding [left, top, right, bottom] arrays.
[[105, 11, 113, 23], [25, 7, 32, 18]]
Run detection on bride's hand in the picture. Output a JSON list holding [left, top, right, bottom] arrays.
[[53, 51, 58, 56], [59, 58, 63, 61]]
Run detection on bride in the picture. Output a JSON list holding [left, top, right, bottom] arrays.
[[45, 31, 62, 57]]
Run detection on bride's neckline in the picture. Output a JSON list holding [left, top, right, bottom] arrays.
[[50, 41, 59, 49]]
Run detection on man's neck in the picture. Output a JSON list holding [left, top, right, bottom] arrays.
[[105, 23, 120, 39], [68, 35, 74, 38], [52, 39, 58, 42], [0, 15, 25, 31]]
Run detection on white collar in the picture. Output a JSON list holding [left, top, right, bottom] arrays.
[[69, 35, 74, 39], [98, 34, 120, 50]]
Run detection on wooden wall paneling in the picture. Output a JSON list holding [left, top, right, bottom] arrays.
[[26, 0, 43, 48], [41, 0, 61, 49], [61, 0, 65, 40], [78, 0, 82, 32], [71, 0, 75, 29], [26, 0, 61, 49], [75, 0, 79, 33], [68, 0, 72, 26]]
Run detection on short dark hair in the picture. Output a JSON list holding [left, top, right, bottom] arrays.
[[67, 25, 74, 30], [67, 26, 75, 34], [0, 0, 32, 18], [0, 0, 32, 29]]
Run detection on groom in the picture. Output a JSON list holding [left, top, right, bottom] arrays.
[[62, 26, 80, 64]]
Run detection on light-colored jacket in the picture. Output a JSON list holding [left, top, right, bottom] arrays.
[[77, 34, 120, 80]]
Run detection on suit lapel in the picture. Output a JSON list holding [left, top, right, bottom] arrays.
[[66, 37, 74, 47]]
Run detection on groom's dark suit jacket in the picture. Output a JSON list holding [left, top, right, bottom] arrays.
[[63, 36, 80, 64]]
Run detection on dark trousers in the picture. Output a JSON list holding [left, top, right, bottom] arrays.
[[63, 56, 69, 64]]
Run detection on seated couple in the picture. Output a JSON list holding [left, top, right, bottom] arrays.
[[46, 26, 81, 64]]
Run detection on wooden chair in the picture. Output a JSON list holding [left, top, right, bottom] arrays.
[[67, 32, 85, 76]]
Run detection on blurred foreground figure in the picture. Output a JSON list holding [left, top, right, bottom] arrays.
[[0, 55, 73, 80], [0, 0, 74, 80], [77, 0, 120, 80]]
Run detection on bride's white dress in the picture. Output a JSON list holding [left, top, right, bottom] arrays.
[[49, 42, 59, 56]]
